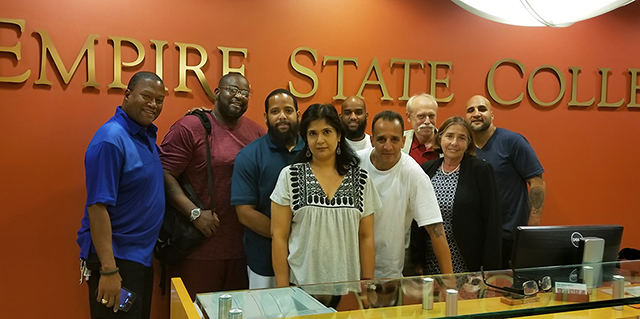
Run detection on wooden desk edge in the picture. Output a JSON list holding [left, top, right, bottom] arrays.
[[171, 277, 201, 319]]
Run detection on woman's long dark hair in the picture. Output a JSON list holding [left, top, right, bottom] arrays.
[[293, 103, 359, 175]]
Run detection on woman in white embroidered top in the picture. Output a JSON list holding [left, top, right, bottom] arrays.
[[270, 103, 381, 291]]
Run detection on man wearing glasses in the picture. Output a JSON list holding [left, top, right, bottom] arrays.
[[160, 72, 265, 295]]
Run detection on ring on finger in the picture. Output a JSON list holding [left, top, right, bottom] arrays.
[[101, 298, 108, 304]]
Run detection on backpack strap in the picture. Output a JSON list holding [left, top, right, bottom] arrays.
[[189, 110, 214, 211], [159, 110, 214, 295]]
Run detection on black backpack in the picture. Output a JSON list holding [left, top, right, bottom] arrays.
[[154, 110, 214, 293]]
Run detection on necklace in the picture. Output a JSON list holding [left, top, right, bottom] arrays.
[[440, 162, 461, 175]]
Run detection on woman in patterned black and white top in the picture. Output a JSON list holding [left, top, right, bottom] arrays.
[[270, 103, 381, 291], [413, 116, 502, 274]]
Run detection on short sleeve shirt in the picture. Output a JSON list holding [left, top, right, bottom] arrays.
[[475, 128, 544, 240], [230, 135, 305, 276], [160, 114, 265, 260], [357, 150, 443, 279], [77, 107, 165, 267], [345, 133, 372, 152], [270, 163, 381, 288]]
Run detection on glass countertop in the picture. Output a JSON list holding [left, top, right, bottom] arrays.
[[195, 260, 640, 319]]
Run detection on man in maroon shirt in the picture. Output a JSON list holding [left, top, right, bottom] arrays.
[[160, 73, 265, 297], [402, 93, 440, 165], [401, 93, 440, 276]]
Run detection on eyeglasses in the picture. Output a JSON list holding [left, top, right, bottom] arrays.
[[511, 264, 552, 293], [481, 266, 552, 297], [220, 85, 250, 98]]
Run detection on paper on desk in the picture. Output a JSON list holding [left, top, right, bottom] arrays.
[[195, 286, 336, 319], [600, 286, 640, 297]]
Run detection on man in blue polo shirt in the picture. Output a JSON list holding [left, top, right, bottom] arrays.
[[231, 88, 304, 289], [77, 71, 166, 319]]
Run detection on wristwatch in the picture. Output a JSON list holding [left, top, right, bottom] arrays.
[[366, 281, 377, 291], [189, 208, 202, 222]]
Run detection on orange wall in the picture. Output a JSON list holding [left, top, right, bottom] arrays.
[[1, 1, 639, 318]]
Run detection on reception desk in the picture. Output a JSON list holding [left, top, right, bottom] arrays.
[[171, 260, 640, 319]]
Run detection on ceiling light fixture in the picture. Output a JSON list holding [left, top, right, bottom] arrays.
[[451, 0, 635, 27]]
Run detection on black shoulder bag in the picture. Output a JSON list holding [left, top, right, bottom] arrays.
[[154, 110, 215, 293]]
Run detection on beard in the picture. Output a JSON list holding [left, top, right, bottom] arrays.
[[470, 120, 490, 132], [268, 120, 300, 147], [344, 119, 367, 140], [217, 98, 247, 122]]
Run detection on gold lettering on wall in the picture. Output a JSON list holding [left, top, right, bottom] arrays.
[[322, 56, 358, 100], [0, 18, 30, 83], [527, 65, 565, 106], [627, 69, 640, 107], [33, 29, 99, 87], [428, 61, 453, 103], [288, 47, 318, 98], [150, 40, 168, 90], [597, 68, 624, 107], [356, 57, 392, 101], [390, 59, 424, 101], [108, 36, 145, 89], [218, 47, 247, 76], [568, 67, 594, 107], [4, 20, 640, 110], [487, 59, 525, 105], [174, 42, 213, 99]]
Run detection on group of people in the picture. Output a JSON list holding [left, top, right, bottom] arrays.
[[76, 71, 545, 319]]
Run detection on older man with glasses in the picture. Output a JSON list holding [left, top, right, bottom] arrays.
[[160, 72, 265, 296]]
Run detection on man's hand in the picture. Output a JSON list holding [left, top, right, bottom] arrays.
[[87, 203, 121, 312], [96, 273, 122, 312], [193, 210, 220, 237]]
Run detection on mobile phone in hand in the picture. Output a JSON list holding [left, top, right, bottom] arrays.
[[119, 287, 136, 312]]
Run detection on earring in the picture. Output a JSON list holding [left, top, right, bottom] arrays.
[[336, 142, 341, 155], [306, 149, 311, 157]]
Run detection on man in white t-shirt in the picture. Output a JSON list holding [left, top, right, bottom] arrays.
[[341, 96, 372, 151], [357, 110, 453, 279]]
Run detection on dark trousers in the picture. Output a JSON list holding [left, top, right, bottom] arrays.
[[502, 239, 514, 270], [86, 254, 154, 319], [169, 258, 249, 300]]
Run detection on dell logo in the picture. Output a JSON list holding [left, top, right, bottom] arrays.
[[571, 232, 584, 248], [570, 268, 579, 282]]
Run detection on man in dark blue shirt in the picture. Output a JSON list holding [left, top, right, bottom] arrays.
[[231, 88, 304, 288], [464, 95, 546, 269], [77, 71, 166, 319]]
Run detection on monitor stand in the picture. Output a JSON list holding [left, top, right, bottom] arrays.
[[579, 237, 605, 288]]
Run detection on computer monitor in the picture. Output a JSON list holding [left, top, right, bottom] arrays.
[[511, 225, 623, 284]]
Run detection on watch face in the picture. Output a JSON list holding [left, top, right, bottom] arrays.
[[190, 208, 201, 221]]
